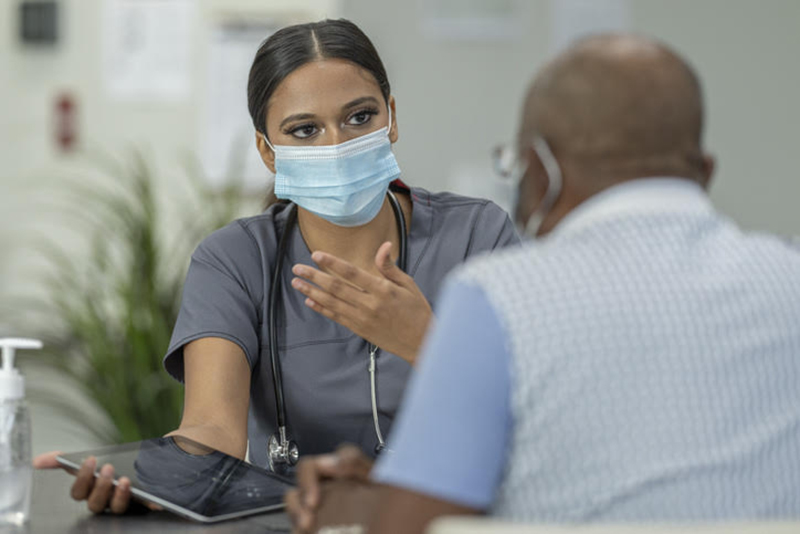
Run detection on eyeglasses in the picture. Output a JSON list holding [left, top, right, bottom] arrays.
[[492, 143, 524, 181]]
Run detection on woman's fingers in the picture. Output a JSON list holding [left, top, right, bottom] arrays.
[[291, 274, 363, 319], [86, 463, 115, 514], [310, 251, 386, 293], [109, 476, 132, 514], [70, 456, 97, 501], [374, 241, 413, 288], [32, 451, 63, 470], [292, 249, 433, 363]]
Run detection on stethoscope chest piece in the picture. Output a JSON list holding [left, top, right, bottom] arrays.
[[268, 428, 299, 474]]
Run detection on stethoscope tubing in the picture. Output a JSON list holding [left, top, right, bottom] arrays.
[[268, 190, 408, 464], [269, 204, 298, 432]]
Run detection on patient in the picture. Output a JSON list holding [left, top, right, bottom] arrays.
[[286, 33, 800, 533]]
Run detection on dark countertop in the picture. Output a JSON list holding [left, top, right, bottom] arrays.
[[0, 469, 291, 533]]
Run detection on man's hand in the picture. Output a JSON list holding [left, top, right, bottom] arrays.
[[291, 242, 433, 365], [285, 445, 375, 533]]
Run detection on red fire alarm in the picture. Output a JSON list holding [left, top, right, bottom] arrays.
[[55, 92, 77, 152]]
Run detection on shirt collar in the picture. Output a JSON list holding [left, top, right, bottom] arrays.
[[549, 177, 714, 240]]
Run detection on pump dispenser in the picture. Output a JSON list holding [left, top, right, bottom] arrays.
[[0, 338, 41, 526], [0, 338, 40, 401]]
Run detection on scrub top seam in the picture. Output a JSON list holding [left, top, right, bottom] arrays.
[[267, 336, 354, 351], [410, 199, 435, 277], [464, 202, 490, 258], [427, 199, 493, 209], [236, 218, 266, 258], [492, 213, 516, 249], [167, 331, 255, 380], [190, 256, 260, 308], [235, 218, 267, 305]]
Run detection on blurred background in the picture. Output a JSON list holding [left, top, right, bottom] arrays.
[[1, 0, 798, 456]]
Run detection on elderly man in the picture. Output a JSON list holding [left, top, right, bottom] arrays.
[[286, 34, 800, 533]]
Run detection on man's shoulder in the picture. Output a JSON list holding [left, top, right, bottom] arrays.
[[453, 243, 541, 287], [454, 214, 800, 295]]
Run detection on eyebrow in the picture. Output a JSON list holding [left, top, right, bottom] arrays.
[[277, 96, 382, 130], [342, 96, 381, 110], [279, 113, 316, 130]]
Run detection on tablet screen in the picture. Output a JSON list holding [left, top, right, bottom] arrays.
[[57, 436, 293, 522]]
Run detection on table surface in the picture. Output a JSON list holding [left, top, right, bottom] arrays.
[[0, 470, 291, 533]]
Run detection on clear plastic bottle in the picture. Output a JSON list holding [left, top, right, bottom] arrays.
[[0, 338, 41, 526]]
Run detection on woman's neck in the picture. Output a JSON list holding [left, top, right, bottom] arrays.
[[296, 192, 411, 275]]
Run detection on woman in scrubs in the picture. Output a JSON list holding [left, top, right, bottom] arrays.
[[36, 18, 518, 513]]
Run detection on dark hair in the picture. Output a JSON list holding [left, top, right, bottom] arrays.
[[247, 19, 391, 137]]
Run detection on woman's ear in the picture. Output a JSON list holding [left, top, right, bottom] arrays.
[[256, 132, 276, 174], [388, 96, 399, 144]]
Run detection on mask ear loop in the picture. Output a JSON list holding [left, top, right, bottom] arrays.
[[262, 131, 276, 153], [523, 137, 563, 238]]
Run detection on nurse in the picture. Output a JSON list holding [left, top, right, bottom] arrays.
[[35, 18, 518, 513]]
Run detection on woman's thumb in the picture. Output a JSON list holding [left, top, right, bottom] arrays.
[[375, 242, 405, 283]]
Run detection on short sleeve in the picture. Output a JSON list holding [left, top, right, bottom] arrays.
[[372, 278, 513, 509], [163, 221, 264, 382], [469, 201, 520, 254]]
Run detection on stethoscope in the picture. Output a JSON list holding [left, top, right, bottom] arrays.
[[267, 190, 408, 473]]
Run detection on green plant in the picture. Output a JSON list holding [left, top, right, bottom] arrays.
[[16, 150, 257, 444]]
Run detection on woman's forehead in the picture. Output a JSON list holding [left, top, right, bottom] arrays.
[[267, 58, 384, 115]]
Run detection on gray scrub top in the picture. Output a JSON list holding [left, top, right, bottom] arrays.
[[164, 186, 519, 468]]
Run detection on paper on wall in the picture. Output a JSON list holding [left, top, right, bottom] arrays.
[[420, 0, 524, 41], [550, 0, 630, 52], [201, 22, 279, 188], [102, 0, 195, 100]]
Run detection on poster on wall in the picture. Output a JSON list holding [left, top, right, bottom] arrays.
[[102, 0, 195, 100], [201, 22, 279, 189], [420, 0, 524, 41], [550, 0, 630, 52]]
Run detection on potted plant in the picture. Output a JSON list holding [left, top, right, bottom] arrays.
[[10, 150, 259, 444]]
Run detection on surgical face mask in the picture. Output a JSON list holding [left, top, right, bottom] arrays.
[[517, 137, 563, 239], [263, 112, 400, 227]]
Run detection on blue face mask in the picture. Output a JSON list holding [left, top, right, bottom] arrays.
[[264, 116, 401, 227]]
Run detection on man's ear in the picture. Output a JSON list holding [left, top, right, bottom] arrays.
[[388, 96, 399, 144], [256, 132, 276, 174], [699, 153, 715, 190]]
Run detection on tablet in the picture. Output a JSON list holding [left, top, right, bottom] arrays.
[[56, 435, 294, 523]]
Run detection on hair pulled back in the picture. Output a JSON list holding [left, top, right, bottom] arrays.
[[247, 19, 391, 137]]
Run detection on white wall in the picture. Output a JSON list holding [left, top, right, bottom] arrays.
[[1, 0, 799, 455], [342, 0, 800, 235], [0, 0, 341, 455]]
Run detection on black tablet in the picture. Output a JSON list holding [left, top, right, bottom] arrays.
[[56, 435, 293, 523]]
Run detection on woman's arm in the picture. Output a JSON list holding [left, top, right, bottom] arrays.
[[34, 336, 251, 513], [167, 337, 251, 459]]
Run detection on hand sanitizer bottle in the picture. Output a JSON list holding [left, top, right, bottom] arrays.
[[0, 338, 41, 526]]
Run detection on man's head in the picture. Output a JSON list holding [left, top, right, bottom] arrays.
[[515, 33, 715, 235]]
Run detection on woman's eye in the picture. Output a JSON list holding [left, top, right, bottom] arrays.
[[348, 110, 375, 126], [290, 124, 317, 139]]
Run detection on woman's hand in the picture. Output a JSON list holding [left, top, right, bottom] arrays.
[[291, 241, 434, 365], [285, 445, 375, 534], [33, 451, 134, 514]]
